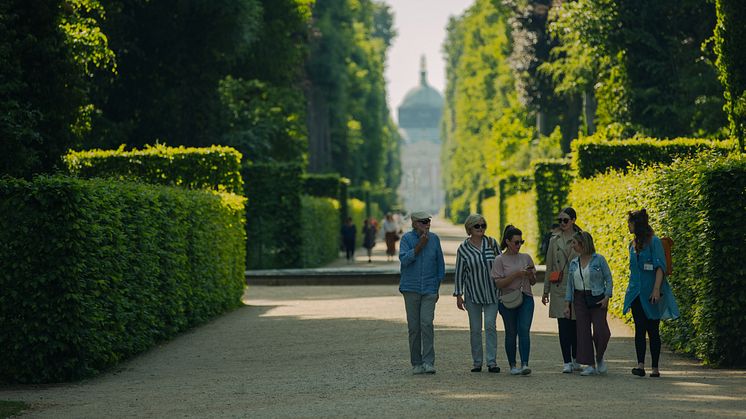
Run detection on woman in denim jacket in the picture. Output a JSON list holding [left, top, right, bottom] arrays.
[[623, 209, 679, 378], [563, 231, 613, 376]]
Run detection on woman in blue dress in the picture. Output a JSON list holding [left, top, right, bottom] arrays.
[[623, 209, 679, 378]]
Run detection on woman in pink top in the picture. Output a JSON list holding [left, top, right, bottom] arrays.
[[491, 225, 536, 375]]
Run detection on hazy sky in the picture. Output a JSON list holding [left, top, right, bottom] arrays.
[[384, 0, 473, 122]]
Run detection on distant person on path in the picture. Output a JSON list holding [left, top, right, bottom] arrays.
[[383, 213, 401, 261], [453, 214, 501, 373], [341, 217, 356, 263], [563, 231, 613, 376], [623, 209, 679, 378], [362, 218, 377, 263], [399, 211, 445, 374], [543, 208, 582, 373], [491, 225, 536, 375]]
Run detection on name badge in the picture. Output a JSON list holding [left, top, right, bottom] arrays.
[[643, 263, 654, 271]]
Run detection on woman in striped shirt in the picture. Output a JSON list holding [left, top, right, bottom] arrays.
[[454, 213, 501, 373]]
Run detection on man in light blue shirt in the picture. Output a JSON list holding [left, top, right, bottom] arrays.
[[399, 211, 445, 374]]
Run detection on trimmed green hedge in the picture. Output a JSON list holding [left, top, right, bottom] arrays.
[[302, 173, 343, 199], [0, 176, 246, 383], [533, 159, 573, 246], [348, 198, 367, 249], [572, 135, 736, 178], [300, 196, 340, 267], [64, 144, 244, 194], [569, 154, 746, 366], [243, 163, 302, 269], [504, 189, 540, 259]]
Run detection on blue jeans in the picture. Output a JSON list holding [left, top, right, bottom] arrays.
[[464, 299, 499, 367], [499, 295, 534, 367], [402, 292, 438, 366]]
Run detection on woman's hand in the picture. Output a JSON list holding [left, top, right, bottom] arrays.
[[563, 305, 571, 318], [600, 296, 609, 308], [456, 295, 465, 311], [541, 293, 549, 306], [649, 288, 661, 304]]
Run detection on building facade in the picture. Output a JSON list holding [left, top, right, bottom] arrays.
[[397, 56, 445, 214]]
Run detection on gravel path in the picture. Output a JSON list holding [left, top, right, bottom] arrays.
[[2, 284, 745, 418], [2, 218, 745, 417]]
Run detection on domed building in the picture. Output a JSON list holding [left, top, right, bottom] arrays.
[[397, 56, 445, 214]]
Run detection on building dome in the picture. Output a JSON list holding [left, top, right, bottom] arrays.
[[397, 56, 443, 139]]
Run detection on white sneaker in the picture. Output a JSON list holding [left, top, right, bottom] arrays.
[[520, 366, 532, 376], [580, 366, 597, 376], [510, 367, 522, 375], [412, 365, 425, 375], [597, 358, 608, 375], [422, 363, 436, 374], [571, 358, 582, 371], [562, 363, 573, 373]]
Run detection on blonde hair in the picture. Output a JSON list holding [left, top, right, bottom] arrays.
[[464, 213, 485, 235], [573, 231, 596, 255]]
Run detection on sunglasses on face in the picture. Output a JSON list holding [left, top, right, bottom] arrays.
[[472, 223, 487, 230], [558, 218, 571, 224], [417, 219, 431, 225], [513, 240, 525, 245]]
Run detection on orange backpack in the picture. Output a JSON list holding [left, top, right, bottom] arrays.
[[660, 237, 673, 276]]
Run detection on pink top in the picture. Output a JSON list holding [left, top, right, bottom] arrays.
[[490, 252, 535, 296]]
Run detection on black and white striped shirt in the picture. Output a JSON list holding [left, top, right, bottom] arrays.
[[454, 236, 501, 304]]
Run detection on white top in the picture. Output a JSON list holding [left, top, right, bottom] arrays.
[[573, 264, 591, 291], [383, 219, 399, 233]]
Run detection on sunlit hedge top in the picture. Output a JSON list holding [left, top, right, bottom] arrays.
[[572, 135, 737, 178], [64, 144, 243, 194]]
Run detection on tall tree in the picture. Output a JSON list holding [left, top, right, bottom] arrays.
[[714, 0, 746, 151], [0, 0, 114, 178]]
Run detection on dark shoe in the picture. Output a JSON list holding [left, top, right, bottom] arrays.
[[650, 371, 661, 377], [471, 366, 482, 372], [631, 368, 646, 377], [488, 366, 501, 373]]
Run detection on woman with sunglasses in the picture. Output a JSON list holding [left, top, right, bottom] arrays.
[[454, 214, 501, 373], [491, 225, 536, 375], [543, 207, 583, 373], [623, 209, 679, 378]]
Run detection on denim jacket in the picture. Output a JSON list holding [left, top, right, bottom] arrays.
[[565, 253, 613, 302], [399, 230, 445, 295]]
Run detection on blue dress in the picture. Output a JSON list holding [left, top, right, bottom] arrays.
[[623, 236, 680, 320]]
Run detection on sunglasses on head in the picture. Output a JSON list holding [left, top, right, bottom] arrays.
[[558, 218, 571, 224], [417, 218, 431, 224], [513, 240, 525, 245], [472, 223, 487, 230]]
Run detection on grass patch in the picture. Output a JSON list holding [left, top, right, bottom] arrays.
[[0, 401, 28, 418]]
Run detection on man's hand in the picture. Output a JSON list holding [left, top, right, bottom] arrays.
[[414, 232, 429, 254]]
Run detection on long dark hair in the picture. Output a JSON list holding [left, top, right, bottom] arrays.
[[628, 208, 654, 252], [500, 224, 523, 251], [560, 207, 583, 233]]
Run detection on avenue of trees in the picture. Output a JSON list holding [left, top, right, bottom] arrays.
[[0, 0, 401, 201], [442, 0, 745, 219]]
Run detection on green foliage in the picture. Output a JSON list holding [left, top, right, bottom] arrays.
[[533, 159, 574, 253], [306, 0, 399, 193], [504, 189, 540, 259], [572, 135, 737, 178], [302, 173, 342, 199], [0, 0, 114, 178], [714, 0, 746, 151], [64, 144, 244, 194], [654, 154, 746, 366], [441, 0, 535, 221], [496, 171, 534, 238], [300, 196, 340, 267], [544, 0, 727, 138], [569, 154, 746, 366], [83, 0, 263, 150], [0, 176, 246, 383], [242, 162, 302, 269], [347, 198, 367, 249], [217, 77, 307, 164]]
